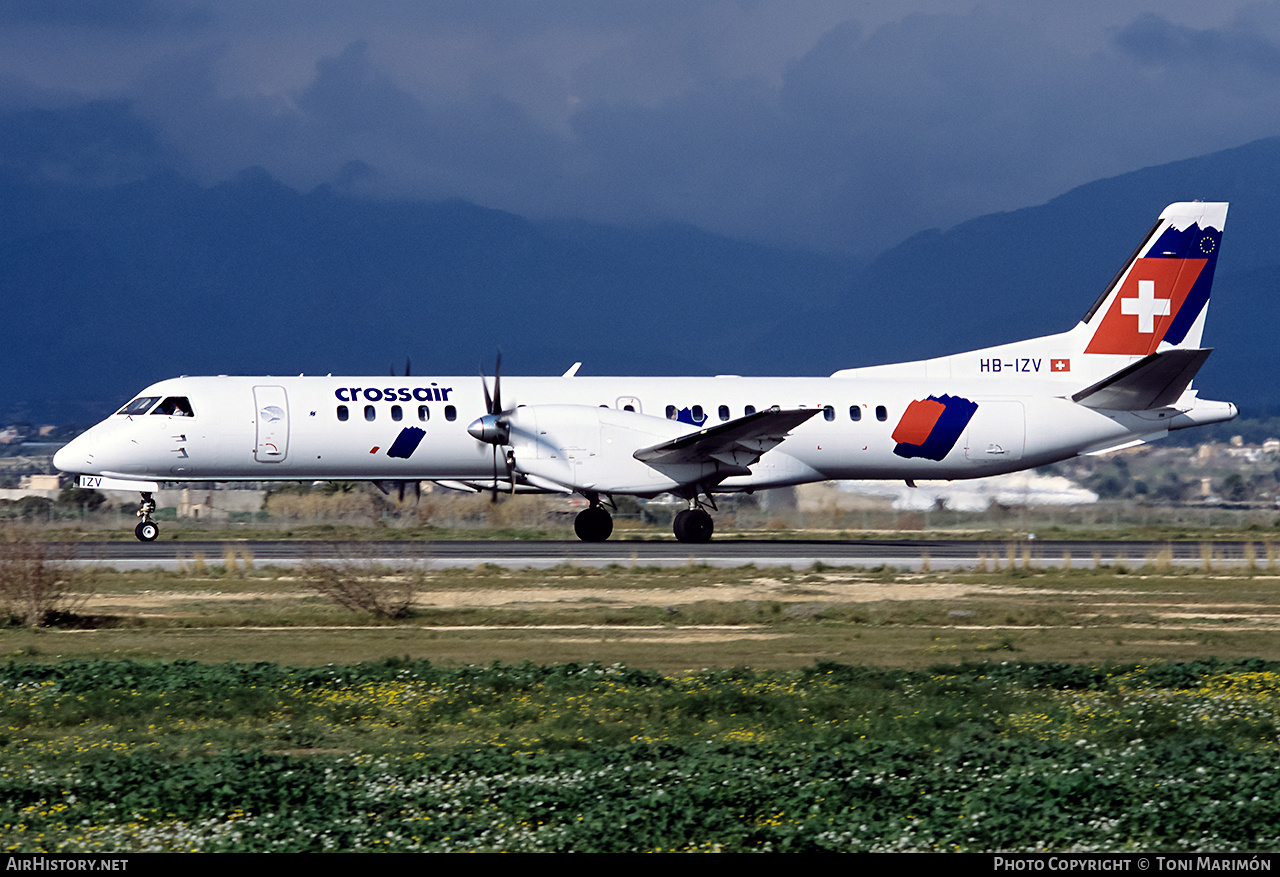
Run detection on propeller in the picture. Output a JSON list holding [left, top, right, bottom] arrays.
[[468, 352, 516, 502]]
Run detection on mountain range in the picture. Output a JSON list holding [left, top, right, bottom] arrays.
[[1, 100, 1275, 425]]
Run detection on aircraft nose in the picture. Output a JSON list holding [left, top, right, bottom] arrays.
[[53, 436, 89, 474]]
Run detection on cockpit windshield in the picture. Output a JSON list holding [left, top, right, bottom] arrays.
[[153, 396, 194, 417], [117, 396, 160, 416]]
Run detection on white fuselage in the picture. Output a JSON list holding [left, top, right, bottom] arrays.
[[53, 369, 1230, 496], [48, 201, 1241, 545]]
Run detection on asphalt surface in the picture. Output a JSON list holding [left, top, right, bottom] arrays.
[[57, 538, 1274, 571]]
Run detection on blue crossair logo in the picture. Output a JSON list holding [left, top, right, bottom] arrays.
[[387, 427, 426, 458], [335, 385, 453, 403]]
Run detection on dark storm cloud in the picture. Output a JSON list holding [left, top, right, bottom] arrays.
[[1115, 13, 1280, 77], [1, 2, 1278, 256], [0, 0, 212, 31]]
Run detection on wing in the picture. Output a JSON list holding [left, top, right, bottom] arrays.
[[633, 406, 820, 470]]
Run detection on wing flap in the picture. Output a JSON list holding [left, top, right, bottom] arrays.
[[1071, 348, 1212, 411], [633, 407, 819, 468]]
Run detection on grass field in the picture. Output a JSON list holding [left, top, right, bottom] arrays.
[[3, 538, 1280, 851], [4, 552, 1280, 670], [2, 657, 1280, 852]]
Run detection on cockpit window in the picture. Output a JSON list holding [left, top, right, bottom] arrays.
[[117, 396, 160, 416], [153, 397, 194, 417]]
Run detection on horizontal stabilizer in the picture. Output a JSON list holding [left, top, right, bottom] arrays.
[[1071, 348, 1212, 411], [634, 406, 819, 469]]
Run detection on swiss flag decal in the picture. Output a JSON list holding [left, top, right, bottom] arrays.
[[1084, 258, 1205, 355]]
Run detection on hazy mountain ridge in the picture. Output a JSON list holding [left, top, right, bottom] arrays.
[[1, 100, 1275, 423], [836, 137, 1280, 411]]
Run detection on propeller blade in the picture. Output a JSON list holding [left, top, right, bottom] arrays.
[[492, 350, 502, 415], [480, 363, 494, 415]]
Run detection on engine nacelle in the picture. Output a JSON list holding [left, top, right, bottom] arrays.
[[504, 404, 727, 494]]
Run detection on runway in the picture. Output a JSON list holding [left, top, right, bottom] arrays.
[[59, 537, 1276, 571]]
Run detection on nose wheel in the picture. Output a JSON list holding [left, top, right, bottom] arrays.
[[134, 492, 159, 542]]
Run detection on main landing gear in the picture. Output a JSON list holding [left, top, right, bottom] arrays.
[[573, 492, 614, 542], [571, 494, 715, 544], [134, 492, 159, 542], [673, 507, 714, 543], [574, 505, 613, 542]]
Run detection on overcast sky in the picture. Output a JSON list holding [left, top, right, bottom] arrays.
[[0, 0, 1277, 256]]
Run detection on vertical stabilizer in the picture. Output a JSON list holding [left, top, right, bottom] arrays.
[[1081, 202, 1226, 356]]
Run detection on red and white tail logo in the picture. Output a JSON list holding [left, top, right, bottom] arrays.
[[1082, 202, 1225, 358], [1084, 259, 1204, 356]]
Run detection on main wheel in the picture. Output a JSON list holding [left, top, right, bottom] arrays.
[[673, 508, 713, 543], [135, 520, 159, 542], [574, 506, 613, 542]]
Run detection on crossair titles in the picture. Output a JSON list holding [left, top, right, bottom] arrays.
[[335, 385, 454, 403]]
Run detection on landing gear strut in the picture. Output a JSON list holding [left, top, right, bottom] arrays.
[[574, 496, 613, 542], [134, 492, 159, 542], [673, 507, 714, 543]]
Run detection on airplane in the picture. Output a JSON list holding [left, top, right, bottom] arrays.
[[54, 201, 1237, 544]]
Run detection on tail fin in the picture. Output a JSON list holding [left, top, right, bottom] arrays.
[[1081, 202, 1227, 356]]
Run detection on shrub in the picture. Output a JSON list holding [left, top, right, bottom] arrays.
[[0, 537, 95, 626], [297, 552, 419, 619]]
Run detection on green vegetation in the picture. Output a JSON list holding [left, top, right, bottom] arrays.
[[1, 658, 1279, 852], [0, 543, 1278, 851]]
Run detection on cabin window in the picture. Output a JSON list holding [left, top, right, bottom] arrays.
[[744, 405, 756, 416], [718, 405, 730, 421], [876, 405, 888, 422], [418, 405, 430, 422], [337, 405, 349, 422], [364, 405, 376, 422], [391, 405, 403, 422], [153, 396, 193, 417], [823, 405, 835, 421], [665, 404, 677, 419], [445, 405, 457, 422], [691, 404, 705, 423], [117, 397, 160, 416], [623, 404, 636, 412], [849, 406, 861, 421]]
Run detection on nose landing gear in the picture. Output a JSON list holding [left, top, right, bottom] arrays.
[[134, 492, 159, 542]]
